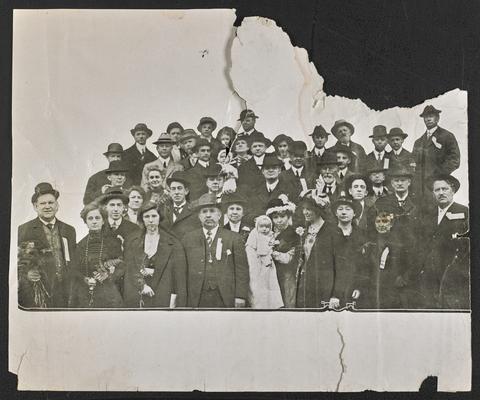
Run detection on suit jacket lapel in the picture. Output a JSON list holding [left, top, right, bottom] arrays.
[[150, 234, 174, 287]]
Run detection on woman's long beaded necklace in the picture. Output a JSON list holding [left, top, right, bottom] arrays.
[[84, 232, 105, 276]]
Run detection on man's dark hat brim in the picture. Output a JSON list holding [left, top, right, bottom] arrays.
[[197, 117, 218, 132], [331, 198, 362, 216], [99, 189, 129, 205], [166, 173, 189, 188], [331, 120, 355, 137], [130, 123, 153, 138], [430, 174, 460, 193], [248, 132, 272, 148], [103, 143, 124, 156], [309, 125, 330, 137], [238, 109, 259, 121], [420, 105, 442, 117], [31, 183, 60, 203], [387, 128, 408, 139]]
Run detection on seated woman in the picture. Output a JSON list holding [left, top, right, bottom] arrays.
[[330, 196, 367, 309], [265, 197, 299, 308], [272, 134, 293, 170], [123, 202, 187, 308], [69, 202, 124, 308], [144, 165, 168, 206], [296, 195, 336, 308], [124, 185, 146, 225]]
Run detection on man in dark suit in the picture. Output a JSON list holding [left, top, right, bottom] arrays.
[[329, 119, 367, 172], [366, 125, 391, 171], [387, 127, 415, 171], [182, 193, 249, 308], [197, 116, 223, 155], [249, 155, 296, 217], [419, 175, 469, 309], [100, 187, 141, 244], [314, 151, 342, 202], [183, 138, 214, 201], [177, 129, 199, 170], [237, 131, 272, 189], [366, 164, 390, 202], [160, 171, 199, 240], [280, 141, 317, 204], [345, 173, 375, 230], [83, 143, 125, 205], [237, 109, 260, 137], [305, 125, 331, 173], [123, 123, 157, 185], [86, 160, 130, 203], [333, 147, 356, 191], [412, 105, 460, 203], [18, 183, 77, 308]]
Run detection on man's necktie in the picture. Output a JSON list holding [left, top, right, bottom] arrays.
[[47, 223, 54, 231], [163, 161, 167, 169], [377, 154, 381, 161], [206, 230, 213, 247], [173, 206, 182, 216], [339, 172, 344, 180], [326, 186, 332, 194], [295, 170, 300, 178], [111, 222, 118, 231]]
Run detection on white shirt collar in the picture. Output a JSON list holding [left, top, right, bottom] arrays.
[[395, 192, 409, 202], [291, 166, 304, 175], [136, 143, 146, 153], [314, 147, 325, 156], [266, 180, 279, 191], [438, 201, 454, 224], [374, 150, 385, 158], [108, 217, 122, 227], [39, 217, 57, 226], [157, 155, 171, 165], [173, 200, 186, 209], [254, 154, 265, 163], [197, 159, 209, 168], [202, 225, 219, 239], [394, 148, 403, 156], [228, 221, 241, 233], [427, 127, 438, 136]]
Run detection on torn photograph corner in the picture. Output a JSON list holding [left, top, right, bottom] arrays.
[[9, 8, 471, 392]]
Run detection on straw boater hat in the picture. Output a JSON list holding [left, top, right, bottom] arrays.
[[265, 197, 296, 217], [130, 123, 153, 138], [31, 182, 59, 204]]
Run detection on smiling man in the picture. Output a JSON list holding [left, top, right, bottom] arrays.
[[182, 193, 249, 308], [18, 183, 77, 308]]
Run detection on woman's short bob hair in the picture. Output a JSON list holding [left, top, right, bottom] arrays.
[[80, 201, 107, 223], [125, 185, 146, 202]]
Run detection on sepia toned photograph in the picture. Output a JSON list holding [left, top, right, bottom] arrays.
[[7, 4, 474, 393]]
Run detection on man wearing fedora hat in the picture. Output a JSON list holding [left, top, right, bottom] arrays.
[[197, 116, 223, 154], [177, 129, 199, 170], [184, 138, 214, 201], [247, 155, 296, 217], [100, 186, 140, 243], [237, 131, 272, 189], [123, 123, 157, 186], [166, 121, 184, 162], [182, 193, 249, 308], [237, 109, 259, 137], [140, 132, 183, 191], [204, 164, 228, 204], [412, 105, 460, 201], [280, 141, 317, 204], [329, 119, 367, 173], [418, 174, 469, 309], [83, 143, 128, 205], [387, 127, 415, 171], [87, 160, 131, 203], [305, 125, 331, 172], [18, 183, 77, 308], [366, 125, 391, 170], [160, 171, 199, 240], [365, 164, 390, 202]]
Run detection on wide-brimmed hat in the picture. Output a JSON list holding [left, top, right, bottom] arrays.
[[272, 134, 293, 147], [248, 131, 272, 148], [166, 171, 189, 188], [103, 143, 124, 156], [290, 141, 308, 157], [130, 123, 153, 138], [429, 174, 460, 193], [262, 155, 283, 169], [331, 196, 362, 216], [331, 144, 355, 161], [99, 186, 129, 205], [178, 129, 198, 142], [420, 105, 441, 117], [222, 193, 247, 210], [369, 125, 388, 138], [31, 182, 59, 204], [310, 125, 330, 137], [265, 197, 296, 216], [387, 127, 408, 139], [191, 193, 221, 212], [153, 132, 175, 145], [238, 109, 259, 121], [105, 160, 129, 174], [388, 166, 413, 178], [197, 117, 217, 132], [331, 119, 355, 137], [316, 150, 341, 166]]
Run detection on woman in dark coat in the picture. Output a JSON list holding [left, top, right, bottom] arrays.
[[296, 195, 336, 308], [265, 197, 299, 308], [330, 197, 368, 308], [69, 202, 124, 308], [123, 202, 187, 308]]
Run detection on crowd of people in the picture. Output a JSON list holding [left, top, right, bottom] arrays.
[[17, 106, 469, 310]]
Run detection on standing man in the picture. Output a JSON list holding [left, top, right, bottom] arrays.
[[185, 139, 213, 201], [182, 193, 249, 308], [366, 125, 390, 170], [329, 119, 367, 172], [161, 171, 199, 239], [237, 131, 271, 189], [18, 183, 76, 308], [87, 160, 130, 202], [197, 116, 223, 154], [335, 148, 356, 190], [237, 109, 259, 137], [166, 121, 184, 162], [412, 105, 460, 202], [419, 175, 469, 309], [387, 127, 415, 171], [83, 143, 125, 205], [177, 129, 199, 170], [141, 132, 183, 191], [305, 125, 331, 172], [123, 123, 157, 185], [101, 187, 141, 243]]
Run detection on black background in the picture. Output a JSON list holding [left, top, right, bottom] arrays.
[[0, 0, 479, 398]]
